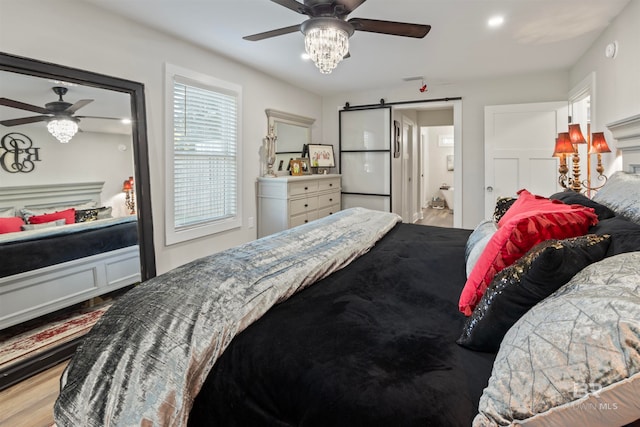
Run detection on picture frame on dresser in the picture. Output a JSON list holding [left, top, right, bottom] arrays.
[[308, 144, 336, 168], [298, 157, 312, 175], [290, 159, 303, 176]]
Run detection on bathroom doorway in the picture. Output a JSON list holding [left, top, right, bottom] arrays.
[[417, 124, 454, 228]]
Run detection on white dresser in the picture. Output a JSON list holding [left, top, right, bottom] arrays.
[[257, 174, 341, 238]]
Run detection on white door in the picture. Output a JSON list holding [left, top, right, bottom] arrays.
[[401, 116, 419, 222], [484, 102, 567, 219]]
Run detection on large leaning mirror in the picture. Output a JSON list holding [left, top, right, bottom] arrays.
[[266, 109, 315, 174], [0, 52, 155, 386]]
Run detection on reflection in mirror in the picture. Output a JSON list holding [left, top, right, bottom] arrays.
[[266, 109, 315, 173], [0, 52, 155, 388]]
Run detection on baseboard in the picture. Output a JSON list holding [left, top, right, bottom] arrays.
[[0, 337, 81, 392]]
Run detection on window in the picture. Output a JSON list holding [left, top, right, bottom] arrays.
[[165, 64, 242, 245]]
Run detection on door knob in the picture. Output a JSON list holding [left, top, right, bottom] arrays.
[[486, 186, 493, 192]]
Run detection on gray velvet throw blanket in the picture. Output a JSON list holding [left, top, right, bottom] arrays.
[[54, 208, 401, 426]]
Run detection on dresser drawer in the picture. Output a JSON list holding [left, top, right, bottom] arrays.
[[318, 191, 340, 209], [318, 205, 340, 219], [289, 180, 318, 196], [290, 211, 319, 228], [290, 196, 318, 216], [318, 178, 340, 192]]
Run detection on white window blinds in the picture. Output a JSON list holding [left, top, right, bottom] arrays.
[[165, 64, 242, 245]]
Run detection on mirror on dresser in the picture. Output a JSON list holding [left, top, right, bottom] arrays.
[[0, 52, 155, 387], [266, 109, 315, 175]]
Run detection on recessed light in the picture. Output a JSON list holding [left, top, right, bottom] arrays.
[[488, 15, 504, 28]]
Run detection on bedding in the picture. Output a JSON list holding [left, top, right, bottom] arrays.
[[55, 208, 403, 426], [0, 216, 138, 277], [53, 173, 640, 427]]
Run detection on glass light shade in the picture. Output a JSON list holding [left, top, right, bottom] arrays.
[[47, 118, 79, 143], [568, 123, 587, 144], [553, 132, 576, 155], [304, 26, 349, 74], [589, 132, 611, 154], [122, 180, 132, 191]]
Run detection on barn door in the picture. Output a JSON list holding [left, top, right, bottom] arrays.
[[339, 107, 392, 212]]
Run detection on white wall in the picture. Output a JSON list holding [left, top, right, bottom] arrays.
[[1, 0, 323, 274], [322, 70, 569, 229], [425, 126, 454, 202], [569, 0, 640, 173], [0, 126, 133, 214]]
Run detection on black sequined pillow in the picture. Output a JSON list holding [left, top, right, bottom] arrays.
[[457, 234, 610, 353], [492, 197, 517, 222], [75, 208, 99, 223]]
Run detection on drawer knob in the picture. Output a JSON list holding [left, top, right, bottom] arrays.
[[304, 204, 308, 207], [304, 220, 308, 223], [329, 183, 333, 187], [329, 198, 333, 202], [304, 186, 308, 190]]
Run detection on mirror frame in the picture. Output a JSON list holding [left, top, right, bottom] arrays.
[[0, 52, 156, 281], [266, 108, 315, 154]]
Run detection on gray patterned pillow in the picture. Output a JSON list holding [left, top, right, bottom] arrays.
[[475, 252, 640, 427], [465, 219, 498, 278], [592, 171, 640, 225]]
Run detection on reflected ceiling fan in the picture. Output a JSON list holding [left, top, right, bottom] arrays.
[[0, 86, 122, 143], [243, 0, 431, 74]]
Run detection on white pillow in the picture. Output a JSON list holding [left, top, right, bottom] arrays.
[[21, 219, 67, 230], [0, 207, 15, 217]]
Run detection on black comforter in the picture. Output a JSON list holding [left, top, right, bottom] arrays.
[[189, 223, 496, 426]]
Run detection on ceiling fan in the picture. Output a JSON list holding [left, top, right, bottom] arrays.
[[0, 87, 122, 143], [243, 0, 431, 74]]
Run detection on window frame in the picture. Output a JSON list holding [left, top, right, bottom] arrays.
[[164, 63, 243, 245]]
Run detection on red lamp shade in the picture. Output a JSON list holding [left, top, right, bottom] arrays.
[[553, 132, 576, 156], [122, 180, 132, 192], [568, 123, 587, 144], [589, 132, 611, 154]]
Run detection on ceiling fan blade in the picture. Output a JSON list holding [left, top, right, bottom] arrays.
[[349, 18, 431, 38], [243, 24, 302, 41], [0, 115, 50, 127], [336, 0, 367, 14], [75, 115, 124, 121], [65, 99, 93, 113], [0, 97, 50, 115], [270, 0, 310, 15]]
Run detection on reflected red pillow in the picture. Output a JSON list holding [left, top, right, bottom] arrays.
[[0, 217, 24, 234], [459, 201, 598, 316], [29, 208, 75, 225]]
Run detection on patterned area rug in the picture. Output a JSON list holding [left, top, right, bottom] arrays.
[[0, 303, 112, 371]]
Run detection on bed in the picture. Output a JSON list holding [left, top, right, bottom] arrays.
[[0, 182, 141, 330], [53, 162, 640, 426]]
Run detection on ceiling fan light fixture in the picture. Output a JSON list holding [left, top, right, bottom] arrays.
[[47, 117, 79, 143], [303, 19, 353, 74]]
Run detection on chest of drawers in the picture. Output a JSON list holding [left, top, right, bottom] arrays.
[[257, 174, 341, 238]]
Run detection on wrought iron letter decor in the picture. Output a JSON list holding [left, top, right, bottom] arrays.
[[0, 133, 41, 173]]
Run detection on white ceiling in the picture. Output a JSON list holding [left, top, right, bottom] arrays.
[[82, 0, 630, 96], [0, 70, 132, 135]]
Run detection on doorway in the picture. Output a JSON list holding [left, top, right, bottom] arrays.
[[395, 101, 461, 228]]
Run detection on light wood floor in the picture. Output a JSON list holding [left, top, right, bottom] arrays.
[[0, 361, 67, 427], [415, 207, 454, 228]]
